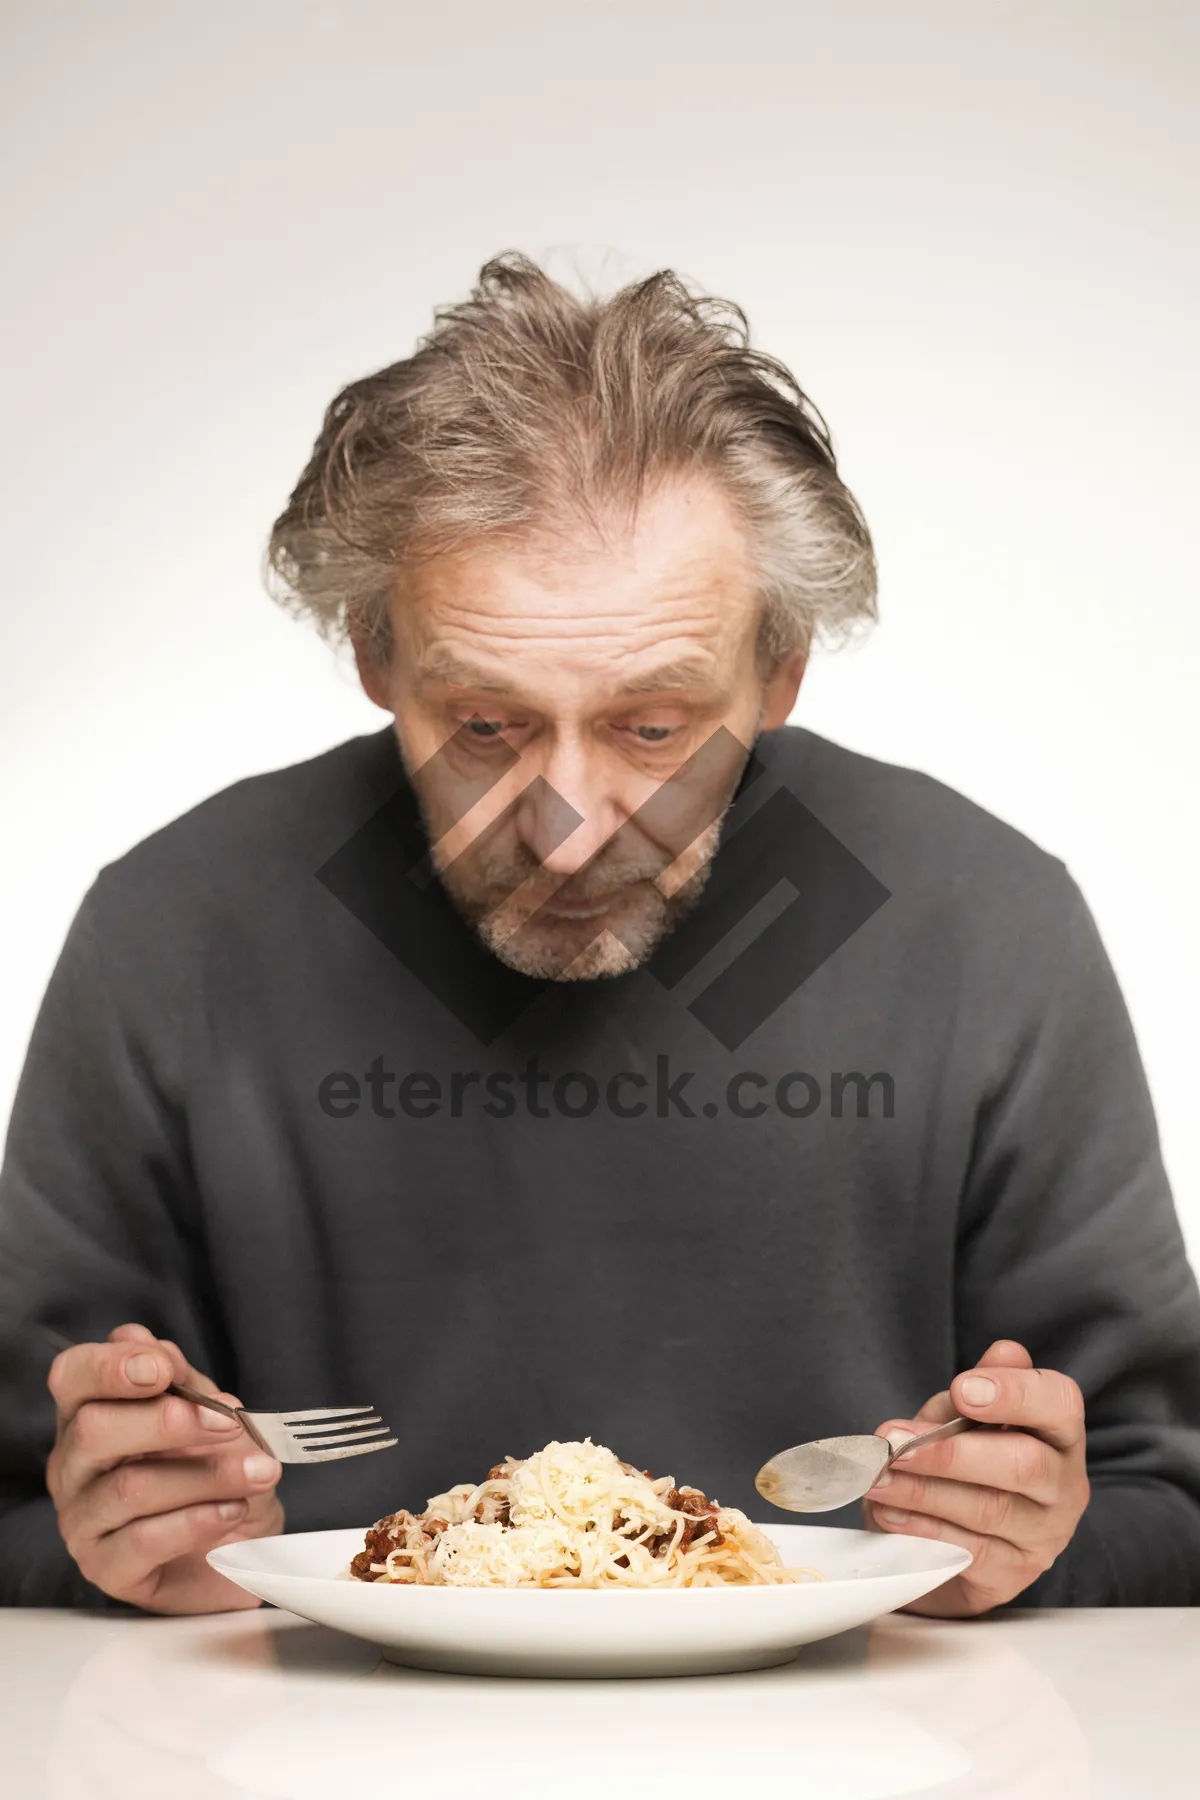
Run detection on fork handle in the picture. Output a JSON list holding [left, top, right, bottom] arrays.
[[42, 1329, 265, 1448], [45, 1329, 237, 1420], [166, 1381, 272, 1453], [167, 1379, 239, 1420], [887, 1415, 978, 1461]]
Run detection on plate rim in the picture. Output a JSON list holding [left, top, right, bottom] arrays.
[[208, 1522, 973, 1591]]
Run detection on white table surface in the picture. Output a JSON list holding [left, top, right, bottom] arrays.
[[1, 1603, 1197, 1798]]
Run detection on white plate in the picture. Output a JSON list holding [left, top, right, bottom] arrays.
[[209, 1524, 971, 1677]]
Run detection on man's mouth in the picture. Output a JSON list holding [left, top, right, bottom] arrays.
[[540, 895, 617, 920]]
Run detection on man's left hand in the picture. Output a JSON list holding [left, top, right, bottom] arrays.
[[864, 1339, 1089, 1616]]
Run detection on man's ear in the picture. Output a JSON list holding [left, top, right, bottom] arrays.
[[349, 619, 395, 714], [760, 650, 807, 730]]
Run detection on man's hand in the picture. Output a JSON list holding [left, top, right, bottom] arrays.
[[863, 1339, 1089, 1616], [46, 1322, 284, 1614]]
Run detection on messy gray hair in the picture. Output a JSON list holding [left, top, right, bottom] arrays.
[[265, 251, 878, 668]]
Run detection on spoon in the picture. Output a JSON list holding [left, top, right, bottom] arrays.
[[755, 1416, 979, 1513]]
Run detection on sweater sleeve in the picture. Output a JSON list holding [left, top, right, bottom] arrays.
[[0, 876, 220, 1607], [956, 871, 1200, 1606]]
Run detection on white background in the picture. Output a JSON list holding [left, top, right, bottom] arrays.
[[2, 3, 1197, 1251]]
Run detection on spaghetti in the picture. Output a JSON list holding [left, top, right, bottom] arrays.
[[349, 1437, 821, 1588]]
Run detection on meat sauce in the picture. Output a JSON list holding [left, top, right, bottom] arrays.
[[351, 1473, 724, 1581]]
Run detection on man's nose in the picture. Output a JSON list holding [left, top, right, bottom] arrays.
[[515, 743, 622, 876]]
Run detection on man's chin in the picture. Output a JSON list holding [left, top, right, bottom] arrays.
[[477, 913, 662, 981], [445, 864, 716, 982]]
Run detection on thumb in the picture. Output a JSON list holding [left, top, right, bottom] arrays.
[[976, 1339, 1034, 1371], [109, 1324, 225, 1396]]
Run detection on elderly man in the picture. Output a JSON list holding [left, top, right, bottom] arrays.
[[2, 252, 1199, 1616]]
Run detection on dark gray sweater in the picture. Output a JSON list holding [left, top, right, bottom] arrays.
[[3, 723, 1199, 1608]]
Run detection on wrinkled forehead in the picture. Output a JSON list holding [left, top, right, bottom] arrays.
[[392, 475, 764, 697]]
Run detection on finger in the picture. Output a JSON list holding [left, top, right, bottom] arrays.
[[875, 1416, 964, 1456], [56, 1391, 245, 1490], [79, 1501, 259, 1606], [950, 1365, 1085, 1453], [873, 1420, 1060, 1501], [864, 1466, 1045, 1548], [107, 1325, 222, 1396], [866, 1503, 1034, 1607], [158, 1393, 252, 1468], [49, 1340, 177, 1424], [903, 1343, 1033, 1431], [72, 1447, 282, 1541], [104, 1327, 245, 1422], [874, 1418, 923, 1454], [977, 1339, 1035, 1370]]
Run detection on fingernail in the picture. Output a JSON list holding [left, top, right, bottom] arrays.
[[870, 1468, 893, 1489], [877, 1507, 910, 1525], [961, 1376, 997, 1407], [218, 1500, 248, 1521], [243, 1453, 279, 1484], [199, 1405, 237, 1430], [887, 1430, 916, 1459], [125, 1353, 160, 1386]]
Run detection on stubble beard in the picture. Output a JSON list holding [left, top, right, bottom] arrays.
[[435, 818, 727, 982]]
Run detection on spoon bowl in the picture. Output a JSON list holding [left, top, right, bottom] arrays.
[[756, 1417, 977, 1513]]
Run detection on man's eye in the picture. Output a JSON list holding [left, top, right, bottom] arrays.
[[631, 724, 674, 743], [464, 719, 507, 738]]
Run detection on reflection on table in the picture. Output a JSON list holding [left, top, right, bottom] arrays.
[[28, 1602, 1100, 1800]]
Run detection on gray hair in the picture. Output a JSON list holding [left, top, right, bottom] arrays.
[[264, 251, 878, 667]]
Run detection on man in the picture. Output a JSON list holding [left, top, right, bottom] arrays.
[[2, 251, 1199, 1616]]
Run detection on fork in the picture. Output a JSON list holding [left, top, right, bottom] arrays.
[[43, 1329, 399, 1464]]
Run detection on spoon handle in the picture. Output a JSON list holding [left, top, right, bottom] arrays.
[[888, 1415, 977, 1461]]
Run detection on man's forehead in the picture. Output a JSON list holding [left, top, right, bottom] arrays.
[[403, 477, 754, 610], [412, 642, 726, 696]]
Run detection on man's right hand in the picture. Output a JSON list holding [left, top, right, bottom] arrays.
[[46, 1322, 283, 1614]]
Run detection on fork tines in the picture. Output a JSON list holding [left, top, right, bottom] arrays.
[[283, 1406, 398, 1460]]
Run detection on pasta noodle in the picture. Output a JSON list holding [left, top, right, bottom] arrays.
[[348, 1438, 823, 1589]]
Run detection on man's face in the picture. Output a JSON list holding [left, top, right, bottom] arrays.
[[356, 474, 804, 979]]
